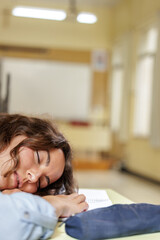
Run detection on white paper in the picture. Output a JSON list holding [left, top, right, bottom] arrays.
[[78, 188, 112, 211], [59, 188, 112, 222]]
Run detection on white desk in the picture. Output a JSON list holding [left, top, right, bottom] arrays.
[[49, 189, 160, 240]]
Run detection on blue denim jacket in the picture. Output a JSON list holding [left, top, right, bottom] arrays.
[[65, 203, 160, 240], [0, 192, 57, 240]]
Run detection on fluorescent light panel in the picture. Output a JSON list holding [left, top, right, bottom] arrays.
[[77, 12, 97, 24], [12, 6, 67, 21]]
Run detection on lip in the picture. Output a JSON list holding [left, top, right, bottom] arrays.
[[14, 172, 18, 188], [14, 172, 22, 188]]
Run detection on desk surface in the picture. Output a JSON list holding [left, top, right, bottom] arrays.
[[49, 189, 160, 240]]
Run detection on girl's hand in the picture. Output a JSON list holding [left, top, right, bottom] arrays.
[[43, 193, 88, 218], [2, 189, 22, 194]]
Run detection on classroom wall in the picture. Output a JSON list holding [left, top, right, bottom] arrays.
[[0, 1, 112, 158], [1, 0, 160, 177], [111, 0, 160, 181], [0, 0, 112, 113], [0, 0, 112, 116]]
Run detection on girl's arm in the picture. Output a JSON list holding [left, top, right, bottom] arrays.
[[0, 192, 88, 240]]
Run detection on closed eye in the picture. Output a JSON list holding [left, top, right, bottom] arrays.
[[45, 176, 50, 186], [36, 151, 50, 189], [36, 151, 40, 189], [36, 151, 40, 164]]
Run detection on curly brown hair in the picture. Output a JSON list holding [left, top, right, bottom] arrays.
[[0, 113, 76, 195]]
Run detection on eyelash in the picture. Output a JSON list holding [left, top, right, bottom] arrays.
[[36, 151, 50, 189], [36, 151, 40, 164], [36, 151, 41, 189]]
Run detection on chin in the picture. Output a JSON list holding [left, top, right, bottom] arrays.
[[20, 187, 37, 194]]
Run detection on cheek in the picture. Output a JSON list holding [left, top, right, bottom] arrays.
[[20, 183, 37, 194], [18, 148, 34, 170]]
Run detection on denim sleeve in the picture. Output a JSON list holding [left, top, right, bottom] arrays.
[[0, 192, 58, 240]]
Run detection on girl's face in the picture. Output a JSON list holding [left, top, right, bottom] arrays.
[[0, 136, 65, 193]]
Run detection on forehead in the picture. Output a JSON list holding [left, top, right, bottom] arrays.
[[10, 135, 26, 148]]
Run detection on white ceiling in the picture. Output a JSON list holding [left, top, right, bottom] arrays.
[[47, 0, 120, 7], [9, 0, 121, 8]]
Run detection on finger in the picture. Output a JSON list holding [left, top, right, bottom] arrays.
[[74, 194, 86, 203], [66, 193, 79, 199], [2, 189, 21, 194], [70, 192, 79, 197], [77, 202, 89, 213], [57, 192, 78, 199]]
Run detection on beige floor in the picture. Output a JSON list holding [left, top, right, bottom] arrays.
[[74, 169, 160, 204]]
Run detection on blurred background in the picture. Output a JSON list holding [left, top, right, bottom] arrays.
[[0, 0, 160, 203]]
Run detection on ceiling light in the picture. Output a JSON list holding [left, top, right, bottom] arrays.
[[12, 6, 67, 21], [77, 12, 97, 24]]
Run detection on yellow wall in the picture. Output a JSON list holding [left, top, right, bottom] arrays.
[[112, 0, 160, 40], [112, 0, 160, 181]]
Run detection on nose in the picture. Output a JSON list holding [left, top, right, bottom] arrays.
[[26, 169, 41, 183]]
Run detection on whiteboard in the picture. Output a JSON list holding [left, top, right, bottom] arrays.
[[1, 58, 92, 121]]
